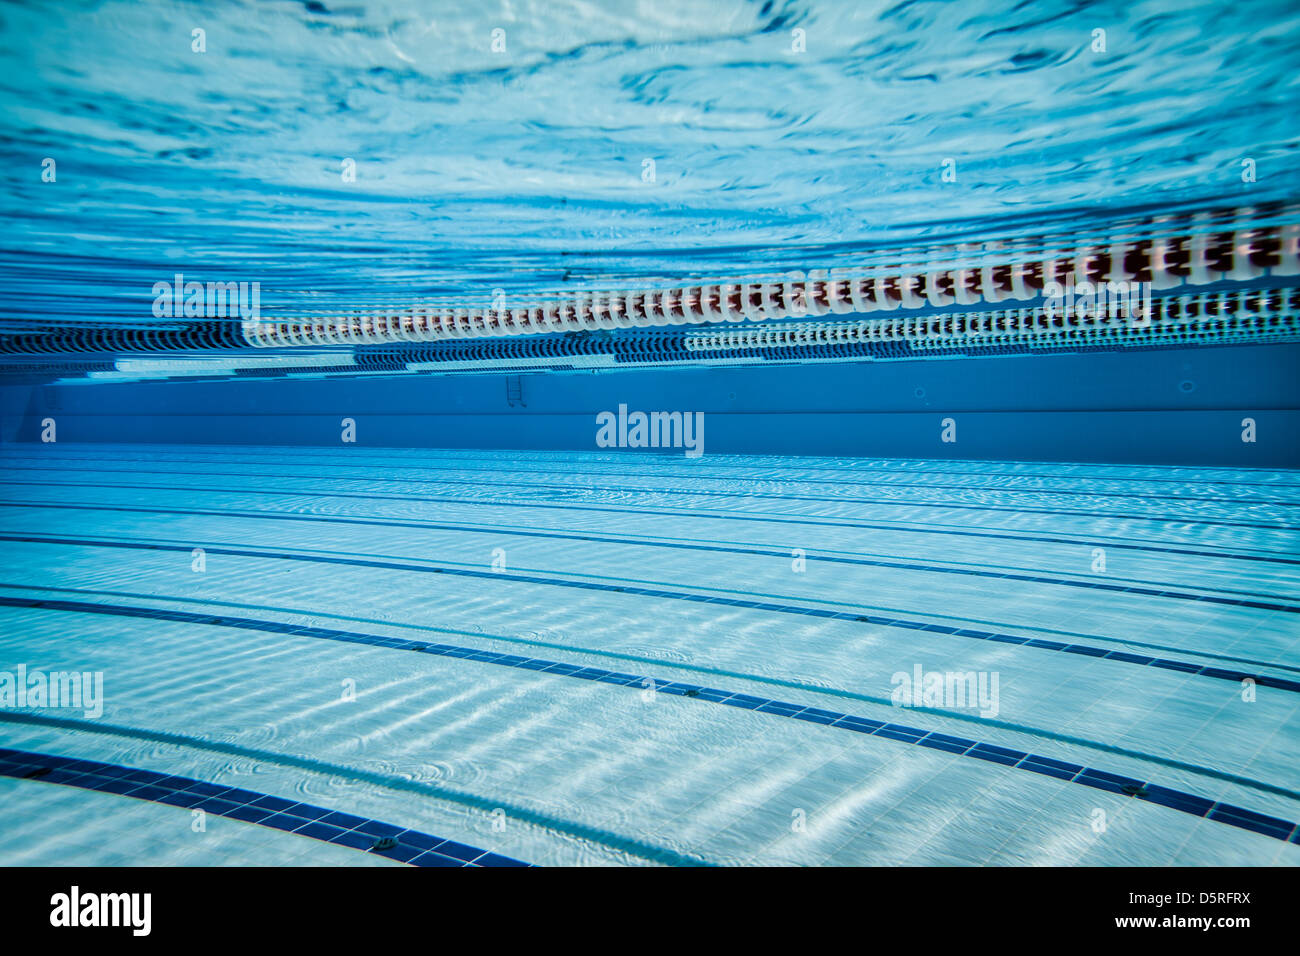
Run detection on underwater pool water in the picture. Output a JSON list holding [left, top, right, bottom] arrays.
[[1, 0, 1298, 869], [2, 0, 1300, 324]]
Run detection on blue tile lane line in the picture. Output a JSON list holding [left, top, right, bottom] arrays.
[[0, 747, 533, 867], [8, 447, 1300, 492], [2, 596, 1296, 846], [0, 501, 1294, 613], [4, 477, 1298, 569], [0, 463, 1295, 529], [0, 541, 1297, 694], [5, 452, 1300, 503]]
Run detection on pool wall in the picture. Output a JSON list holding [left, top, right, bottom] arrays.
[[2, 343, 1297, 466]]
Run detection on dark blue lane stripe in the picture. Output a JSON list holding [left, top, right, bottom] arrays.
[[3, 500, 1293, 612], [0, 747, 532, 867], [3, 596, 1297, 847], [18, 578, 1300, 799], [9, 448, 1299, 491], [3, 457, 1297, 506], [3, 477, 1297, 566], [3, 538, 1297, 693], [0, 469, 1294, 530]]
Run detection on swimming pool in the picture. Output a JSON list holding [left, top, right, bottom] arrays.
[[1, 0, 1299, 873], [1, 444, 1297, 865]]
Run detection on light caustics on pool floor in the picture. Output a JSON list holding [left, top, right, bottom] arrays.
[[0, 444, 1298, 866]]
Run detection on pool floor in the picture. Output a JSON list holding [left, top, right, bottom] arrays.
[[0, 444, 1297, 865]]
